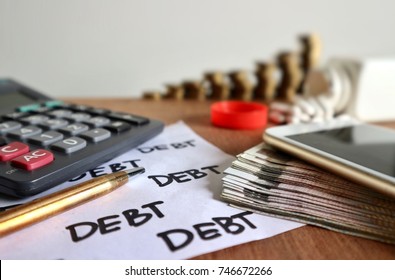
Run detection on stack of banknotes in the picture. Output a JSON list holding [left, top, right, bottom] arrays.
[[221, 143, 395, 244]]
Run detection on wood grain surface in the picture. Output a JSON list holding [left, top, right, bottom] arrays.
[[66, 98, 395, 259]]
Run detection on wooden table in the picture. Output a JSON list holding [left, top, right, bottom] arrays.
[[67, 98, 395, 259]]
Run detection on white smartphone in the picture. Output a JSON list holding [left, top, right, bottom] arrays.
[[264, 119, 395, 198]]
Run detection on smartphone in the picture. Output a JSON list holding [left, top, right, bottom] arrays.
[[264, 119, 395, 198]]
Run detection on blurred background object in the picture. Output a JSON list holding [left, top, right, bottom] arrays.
[[1, 0, 395, 98]]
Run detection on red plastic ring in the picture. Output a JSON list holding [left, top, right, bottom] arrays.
[[211, 101, 268, 129]]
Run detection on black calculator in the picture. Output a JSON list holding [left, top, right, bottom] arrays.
[[0, 79, 164, 197]]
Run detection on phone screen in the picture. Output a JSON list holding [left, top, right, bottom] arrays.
[[287, 124, 395, 178]]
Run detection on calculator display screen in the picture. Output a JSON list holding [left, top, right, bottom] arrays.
[[287, 124, 395, 178], [0, 91, 37, 107]]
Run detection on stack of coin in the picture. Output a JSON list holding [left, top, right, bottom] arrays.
[[276, 52, 301, 103], [182, 80, 206, 101], [163, 84, 184, 100], [298, 33, 321, 92], [253, 62, 277, 103], [228, 70, 253, 101], [141, 33, 324, 107], [204, 71, 230, 100], [142, 90, 162, 101]]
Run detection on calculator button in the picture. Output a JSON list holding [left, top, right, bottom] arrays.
[[3, 112, 28, 120], [21, 114, 50, 125], [51, 137, 87, 154], [11, 149, 54, 171], [0, 142, 30, 161], [7, 126, 42, 139], [28, 131, 64, 146], [32, 107, 52, 114], [47, 109, 73, 118], [66, 112, 91, 122], [104, 121, 131, 133], [17, 104, 42, 113], [83, 116, 111, 127], [44, 100, 65, 108], [70, 104, 92, 111], [87, 108, 110, 115], [58, 123, 89, 136], [107, 112, 149, 125], [40, 119, 69, 130], [80, 128, 111, 143], [51, 103, 72, 109], [0, 121, 22, 134]]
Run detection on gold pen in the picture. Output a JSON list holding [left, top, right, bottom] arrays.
[[0, 167, 145, 237]]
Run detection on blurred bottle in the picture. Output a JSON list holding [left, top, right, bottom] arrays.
[[304, 57, 395, 121]]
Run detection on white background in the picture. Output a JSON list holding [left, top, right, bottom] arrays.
[[1, 0, 394, 98], [2, 260, 394, 280]]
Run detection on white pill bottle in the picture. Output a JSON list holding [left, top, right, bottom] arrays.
[[305, 57, 395, 121]]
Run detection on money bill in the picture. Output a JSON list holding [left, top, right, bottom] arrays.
[[221, 143, 395, 244]]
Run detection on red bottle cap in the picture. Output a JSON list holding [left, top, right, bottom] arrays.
[[211, 101, 268, 129]]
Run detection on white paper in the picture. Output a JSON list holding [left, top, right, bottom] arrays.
[[0, 122, 302, 259]]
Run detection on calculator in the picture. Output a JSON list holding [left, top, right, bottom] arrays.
[[0, 79, 164, 197]]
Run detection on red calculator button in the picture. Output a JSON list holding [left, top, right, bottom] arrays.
[[11, 149, 54, 171], [0, 142, 30, 161]]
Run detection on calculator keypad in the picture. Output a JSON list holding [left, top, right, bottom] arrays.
[[0, 102, 147, 160], [0, 99, 162, 196]]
